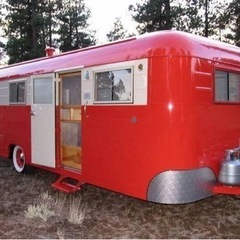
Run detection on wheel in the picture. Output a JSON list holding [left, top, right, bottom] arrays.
[[13, 145, 26, 173]]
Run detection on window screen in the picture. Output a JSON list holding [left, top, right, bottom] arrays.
[[94, 68, 133, 103], [9, 81, 26, 103], [215, 70, 240, 103], [61, 122, 81, 147], [62, 75, 81, 105]]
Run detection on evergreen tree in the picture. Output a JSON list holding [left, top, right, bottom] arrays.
[[129, 0, 175, 34], [42, 0, 59, 48], [190, 0, 229, 38], [224, 0, 240, 46], [4, 0, 96, 63], [0, 3, 6, 62], [106, 18, 128, 42], [129, 0, 229, 41], [56, 0, 96, 52], [5, 0, 50, 64]]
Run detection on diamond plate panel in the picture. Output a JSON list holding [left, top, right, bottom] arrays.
[[147, 168, 216, 204]]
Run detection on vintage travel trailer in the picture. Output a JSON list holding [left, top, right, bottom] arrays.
[[0, 30, 240, 204]]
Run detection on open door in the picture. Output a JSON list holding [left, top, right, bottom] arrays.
[[60, 73, 82, 170], [31, 75, 55, 168]]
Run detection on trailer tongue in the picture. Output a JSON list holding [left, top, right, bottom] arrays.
[[214, 148, 240, 195]]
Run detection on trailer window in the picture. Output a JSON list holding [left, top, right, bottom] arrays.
[[94, 68, 132, 103], [9, 81, 25, 104], [33, 78, 52, 104], [215, 70, 240, 102]]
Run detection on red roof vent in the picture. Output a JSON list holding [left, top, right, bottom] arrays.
[[45, 47, 55, 57]]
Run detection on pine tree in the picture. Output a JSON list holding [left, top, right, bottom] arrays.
[[4, 0, 96, 63], [5, 0, 50, 63], [42, 0, 59, 48], [129, 0, 178, 34], [224, 0, 240, 46], [193, 0, 229, 38], [106, 18, 128, 42], [56, 0, 96, 52], [0, 2, 6, 62]]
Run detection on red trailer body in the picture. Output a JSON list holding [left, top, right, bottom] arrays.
[[0, 30, 240, 204]]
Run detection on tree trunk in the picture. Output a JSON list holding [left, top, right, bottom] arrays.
[[204, 0, 209, 37]]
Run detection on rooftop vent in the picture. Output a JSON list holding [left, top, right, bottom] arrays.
[[45, 47, 55, 57]]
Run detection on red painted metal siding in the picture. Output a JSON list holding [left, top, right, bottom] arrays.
[[0, 106, 31, 161], [82, 52, 240, 200]]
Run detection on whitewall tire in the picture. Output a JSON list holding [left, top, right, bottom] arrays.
[[13, 145, 26, 173]]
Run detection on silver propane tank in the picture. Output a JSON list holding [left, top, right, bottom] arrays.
[[219, 148, 240, 186]]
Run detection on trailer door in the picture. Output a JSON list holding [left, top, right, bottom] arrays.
[[60, 73, 82, 170], [31, 76, 55, 168]]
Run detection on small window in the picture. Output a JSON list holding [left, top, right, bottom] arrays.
[[94, 68, 133, 103], [33, 78, 52, 104], [9, 81, 26, 103], [215, 70, 240, 103]]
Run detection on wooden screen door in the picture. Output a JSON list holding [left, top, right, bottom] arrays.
[[60, 73, 82, 170]]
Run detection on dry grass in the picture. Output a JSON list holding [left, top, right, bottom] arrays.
[[24, 203, 55, 222], [24, 192, 55, 221], [67, 196, 85, 225], [24, 191, 85, 226], [54, 192, 67, 216], [2, 158, 240, 239], [56, 228, 65, 239]]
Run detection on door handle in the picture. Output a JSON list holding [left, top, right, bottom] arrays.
[[30, 110, 36, 116]]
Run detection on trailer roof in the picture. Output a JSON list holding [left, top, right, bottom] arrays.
[[0, 30, 239, 81]]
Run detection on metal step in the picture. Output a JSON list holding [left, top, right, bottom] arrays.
[[52, 176, 81, 193]]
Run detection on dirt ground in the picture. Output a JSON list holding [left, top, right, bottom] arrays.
[[1, 157, 240, 239]]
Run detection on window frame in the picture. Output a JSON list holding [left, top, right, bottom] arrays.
[[9, 80, 26, 105], [214, 69, 240, 104], [93, 66, 134, 104]]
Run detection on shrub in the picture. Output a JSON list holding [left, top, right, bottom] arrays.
[[67, 197, 85, 225], [24, 191, 85, 225]]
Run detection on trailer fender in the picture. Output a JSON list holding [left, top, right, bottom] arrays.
[[147, 168, 217, 204]]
